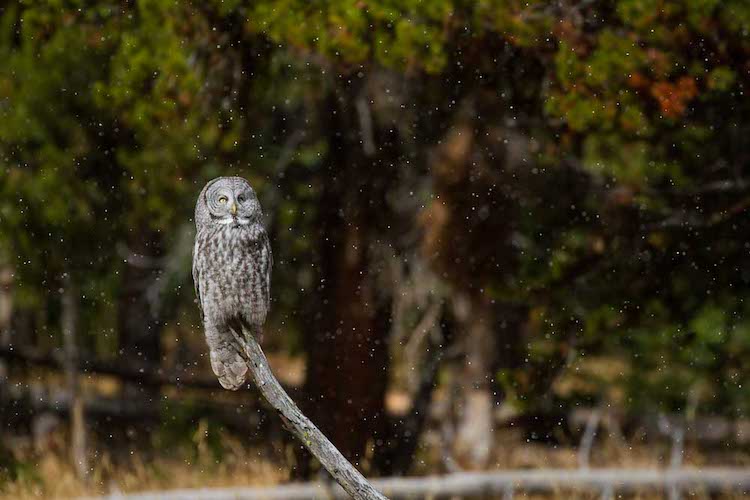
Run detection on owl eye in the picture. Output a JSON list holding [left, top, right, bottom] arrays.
[[218, 196, 228, 204], [237, 194, 246, 203]]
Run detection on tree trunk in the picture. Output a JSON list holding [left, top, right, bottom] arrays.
[[0, 263, 13, 420], [374, 301, 448, 475], [62, 273, 87, 480], [117, 229, 164, 400], [452, 294, 496, 468], [304, 198, 390, 467], [420, 109, 520, 469], [0, 265, 12, 340], [301, 86, 390, 471]]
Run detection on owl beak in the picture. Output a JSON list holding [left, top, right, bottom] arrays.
[[230, 202, 238, 215]]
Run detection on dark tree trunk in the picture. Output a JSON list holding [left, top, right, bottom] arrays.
[[305, 193, 390, 468], [301, 86, 391, 471], [0, 263, 13, 424], [116, 229, 165, 400], [62, 273, 87, 480], [373, 301, 449, 475]]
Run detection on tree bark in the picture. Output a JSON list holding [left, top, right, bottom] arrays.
[[302, 86, 390, 469], [62, 273, 87, 480], [305, 199, 390, 466]]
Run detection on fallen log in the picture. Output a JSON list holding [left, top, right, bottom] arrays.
[[1, 384, 265, 436], [4, 345, 749, 447], [0, 344, 296, 395], [0, 344, 228, 391], [565, 408, 750, 446], [91, 468, 750, 499]]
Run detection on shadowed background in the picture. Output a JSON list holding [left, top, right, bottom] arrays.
[[1, 1, 749, 497]]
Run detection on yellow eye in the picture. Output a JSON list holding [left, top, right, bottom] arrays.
[[218, 196, 228, 204]]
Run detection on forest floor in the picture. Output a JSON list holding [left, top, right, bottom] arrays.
[[2, 422, 748, 499], [2, 356, 748, 499]]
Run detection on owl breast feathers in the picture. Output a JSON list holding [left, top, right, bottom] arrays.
[[192, 177, 272, 390]]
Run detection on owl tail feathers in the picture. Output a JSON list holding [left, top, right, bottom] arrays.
[[209, 342, 249, 391]]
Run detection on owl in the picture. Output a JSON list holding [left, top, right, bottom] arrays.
[[192, 176, 272, 390]]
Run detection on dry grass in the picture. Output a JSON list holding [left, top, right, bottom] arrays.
[[1, 432, 287, 499], [4, 424, 747, 499], [4, 359, 749, 500]]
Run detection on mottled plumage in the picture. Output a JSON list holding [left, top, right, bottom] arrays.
[[192, 177, 272, 390]]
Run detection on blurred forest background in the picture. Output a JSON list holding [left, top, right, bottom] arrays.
[[1, 0, 749, 497]]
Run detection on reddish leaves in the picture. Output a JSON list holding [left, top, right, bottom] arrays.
[[650, 76, 698, 118]]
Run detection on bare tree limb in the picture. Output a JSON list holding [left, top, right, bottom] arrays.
[[237, 324, 387, 500], [403, 302, 441, 364], [375, 302, 445, 474], [355, 92, 376, 157], [577, 407, 601, 469]]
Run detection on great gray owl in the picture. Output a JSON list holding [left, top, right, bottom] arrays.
[[192, 176, 272, 390]]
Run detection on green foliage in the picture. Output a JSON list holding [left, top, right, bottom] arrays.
[[0, 454, 41, 493], [1, 0, 748, 422], [0, 3, 122, 302], [249, 0, 453, 72], [620, 296, 750, 414], [155, 400, 229, 462]]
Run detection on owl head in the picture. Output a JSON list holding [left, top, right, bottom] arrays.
[[195, 176, 262, 229]]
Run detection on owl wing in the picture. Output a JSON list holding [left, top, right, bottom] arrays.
[[261, 231, 273, 312], [192, 236, 204, 321], [248, 230, 273, 325]]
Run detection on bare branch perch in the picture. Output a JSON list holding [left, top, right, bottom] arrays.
[[238, 324, 387, 500]]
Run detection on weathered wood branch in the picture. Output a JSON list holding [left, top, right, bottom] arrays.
[[92, 468, 750, 499], [238, 324, 387, 500]]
